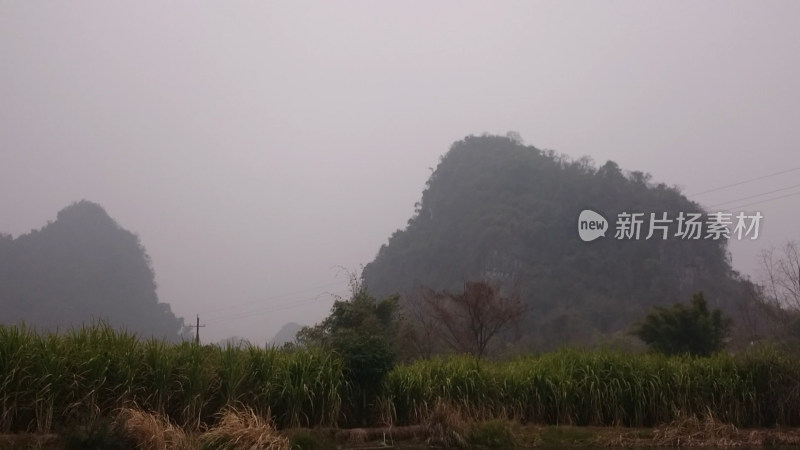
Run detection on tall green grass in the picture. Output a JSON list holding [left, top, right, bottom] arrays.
[[0, 323, 344, 433], [2, 323, 799, 433], [383, 348, 800, 427]]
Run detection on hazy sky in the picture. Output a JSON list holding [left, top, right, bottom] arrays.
[[2, 2, 798, 343]]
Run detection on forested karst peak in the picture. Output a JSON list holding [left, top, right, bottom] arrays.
[[363, 134, 749, 348], [0, 200, 186, 340]]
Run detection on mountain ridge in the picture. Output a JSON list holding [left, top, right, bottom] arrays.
[[362, 134, 752, 348], [0, 200, 186, 340]]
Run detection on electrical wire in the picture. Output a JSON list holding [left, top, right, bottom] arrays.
[[718, 191, 800, 213], [706, 183, 800, 208], [198, 280, 348, 316], [204, 289, 350, 325], [688, 167, 800, 197]]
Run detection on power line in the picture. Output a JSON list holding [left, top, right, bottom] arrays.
[[718, 191, 800, 213], [706, 183, 800, 208], [204, 294, 338, 326], [688, 167, 800, 197], [198, 280, 348, 316], [204, 289, 350, 325], [188, 314, 206, 344]]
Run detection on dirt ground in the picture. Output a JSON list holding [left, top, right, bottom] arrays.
[[4, 415, 800, 449]]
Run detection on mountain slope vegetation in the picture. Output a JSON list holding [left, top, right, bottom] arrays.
[[362, 134, 751, 348], [0, 200, 185, 340]]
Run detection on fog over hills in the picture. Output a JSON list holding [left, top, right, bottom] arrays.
[[1, 2, 798, 343], [0, 201, 186, 340]]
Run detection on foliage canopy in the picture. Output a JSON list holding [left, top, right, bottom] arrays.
[[297, 278, 400, 424], [631, 292, 732, 356]]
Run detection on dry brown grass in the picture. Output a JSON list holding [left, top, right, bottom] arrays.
[[344, 427, 368, 444], [651, 412, 741, 447], [599, 410, 800, 447], [116, 407, 192, 450], [200, 407, 289, 450], [421, 400, 469, 448]]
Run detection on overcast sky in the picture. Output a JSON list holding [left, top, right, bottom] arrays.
[[2, 1, 798, 343]]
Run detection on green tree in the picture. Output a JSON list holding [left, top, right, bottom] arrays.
[[631, 292, 731, 356], [297, 275, 399, 425]]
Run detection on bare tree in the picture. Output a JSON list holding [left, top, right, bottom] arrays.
[[736, 281, 782, 343], [745, 240, 800, 346], [401, 289, 440, 359], [760, 240, 800, 310], [419, 280, 526, 359]]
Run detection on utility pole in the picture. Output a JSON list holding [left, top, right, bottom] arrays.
[[189, 314, 206, 345]]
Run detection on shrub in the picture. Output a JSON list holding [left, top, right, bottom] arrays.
[[289, 429, 321, 450], [468, 419, 515, 448]]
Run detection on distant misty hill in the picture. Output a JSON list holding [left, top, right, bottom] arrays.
[[0, 200, 186, 340], [271, 322, 302, 346], [362, 134, 752, 348]]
